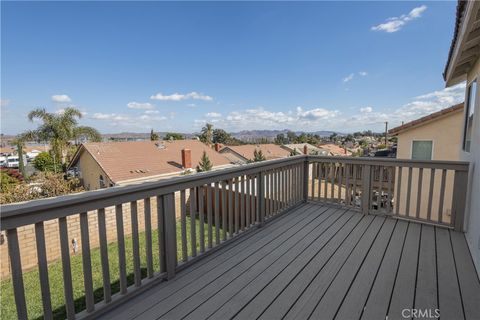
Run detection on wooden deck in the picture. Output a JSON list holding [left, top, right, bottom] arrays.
[[102, 203, 480, 320]]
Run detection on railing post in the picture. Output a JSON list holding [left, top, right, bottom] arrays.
[[162, 192, 177, 279], [452, 169, 468, 231], [361, 164, 372, 215], [257, 171, 265, 225], [303, 157, 309, 202]]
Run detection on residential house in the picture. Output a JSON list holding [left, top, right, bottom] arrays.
[[68, 140, 233, 190], [281, 143, 330, 156], [219, 144, 291, 164], [318, 143, 352, 156], [443, 0, 480, 275], [389, 103, 464, 161]]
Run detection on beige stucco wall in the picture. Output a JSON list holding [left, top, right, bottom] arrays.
[[462, 56, 480, 275], [76, 151, 112, 191], [395, 111, 463, 221]]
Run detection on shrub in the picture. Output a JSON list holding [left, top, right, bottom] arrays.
[[33, 152, 56, 172]]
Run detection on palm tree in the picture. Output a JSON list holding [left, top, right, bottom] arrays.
[[27, 107, 101, 166], [200, 123, 214, 145]]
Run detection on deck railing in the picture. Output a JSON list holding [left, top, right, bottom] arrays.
[[0, 155, 469, 319]]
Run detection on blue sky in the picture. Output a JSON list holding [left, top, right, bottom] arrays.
[[1, 1, 465, 134]]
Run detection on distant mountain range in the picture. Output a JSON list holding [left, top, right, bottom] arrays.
[[101, 130, 344, 142]]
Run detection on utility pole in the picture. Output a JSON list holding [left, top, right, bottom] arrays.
[[384, 122, 388, 148]]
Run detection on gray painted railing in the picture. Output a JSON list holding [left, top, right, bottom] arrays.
[[1, 156, 306, 320], [306, 156, 469, 230], [0, 155, 469, 319]]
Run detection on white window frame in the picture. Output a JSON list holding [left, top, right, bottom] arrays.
[[463, 77, 478, 152], [410, 139, 434, 160]]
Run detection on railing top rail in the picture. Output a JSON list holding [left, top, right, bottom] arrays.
[[307, 155, 470, 171], [0, 156, 306, 229]]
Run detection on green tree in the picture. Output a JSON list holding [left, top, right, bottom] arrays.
[[164, 132, 184, 140], [26, 107, 100, 167], [33, 152, 56, 172], [274, 134, 288, 145], [212, 129, 231, 144], [253, 149, 266, 162], [286, 131, 297, 143], [11, 135, 27, 178], [196, 151, 213, 172], [290, 149, 300, 156], [199, 123, 214, 145], [150, 129, 159, 141]]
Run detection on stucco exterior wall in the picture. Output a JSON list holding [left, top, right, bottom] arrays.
[[462, 56, 480, 276], [395, 110, 463, 221], [76, 151, 112, 191]]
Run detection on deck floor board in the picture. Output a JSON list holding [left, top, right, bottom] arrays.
[[102, 202, 480, 320]]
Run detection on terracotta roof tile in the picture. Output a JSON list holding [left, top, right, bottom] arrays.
[[72, 140, 232, 183], [220, 144, 291, 161]]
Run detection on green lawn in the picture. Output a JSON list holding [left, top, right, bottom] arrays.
[[0, 219, 217, 320]]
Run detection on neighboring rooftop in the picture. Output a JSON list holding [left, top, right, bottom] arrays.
[[389, 103, 464, 135], [219, 144, 291, 162], [282, 143, 330, 156], [318, 143, 352, 156], [69, 140, 232, 184]]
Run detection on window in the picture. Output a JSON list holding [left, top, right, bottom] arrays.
[[412, 141, 433, 160], [463, 80, 477, 152], [99, 175, 106, 188]]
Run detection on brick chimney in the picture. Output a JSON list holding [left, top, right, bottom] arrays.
[[181, 149, 192, 169], [303, 145, 308, 155], [215, 143, 221, 152]]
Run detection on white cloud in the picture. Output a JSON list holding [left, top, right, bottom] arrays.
[[127, 102, 155, 110], [343, 73, 354, 83], [145, 110, 160, 114], [359, 71, 368, 76], [360, 107, 373, 113], [206, 112, 222, 118], [371, 5, 427, 33], [51, 94, 72, 103], [150, 91, 213, 101]]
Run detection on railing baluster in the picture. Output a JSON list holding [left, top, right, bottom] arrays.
[[324, 163, 328, 201], [222, 180, 228, 240], [246, 176, 251, 226], [144, 198, 154, 278], [115, 204, 127, 294], [207, 183, 213, 249], [406, 167, 413, 216], [80, 211, 95, 311], [162, 193, 177, 279], [427, 169, 435, 222], [270, 170, 275, 214], [241, 175, 246, 228], [7, 228, 28, 320], [310, 162, 315, 200], [416, 168, 423, 219], [157, 196, 166, 273], [273, 169, 278, 214], [130, 201, 141, 287], [214, 182, 221, 245], [395, 167, 403, 215], [352, 165, 357, 207], [438, 169, 447, 223], [228, 179, 234, 237], [361, 164, 372, 215], [180, 190, 187, 262], [198, 186, 205, 253], [97, 208, 111, 302], [330, 163, 335, 202], [190, 187, 197, 256], [387, 167, 393, 214], [452, 169, 468, 231], [59, 217, 75, 319], [235, 177, 240, 232], [378, 166, 384, 213], [345, 164, 351, 207], [337, 163, 343, 203], [34, 222, 53, 319]]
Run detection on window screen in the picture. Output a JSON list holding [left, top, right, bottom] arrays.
[[412, 141, 433, 160]]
